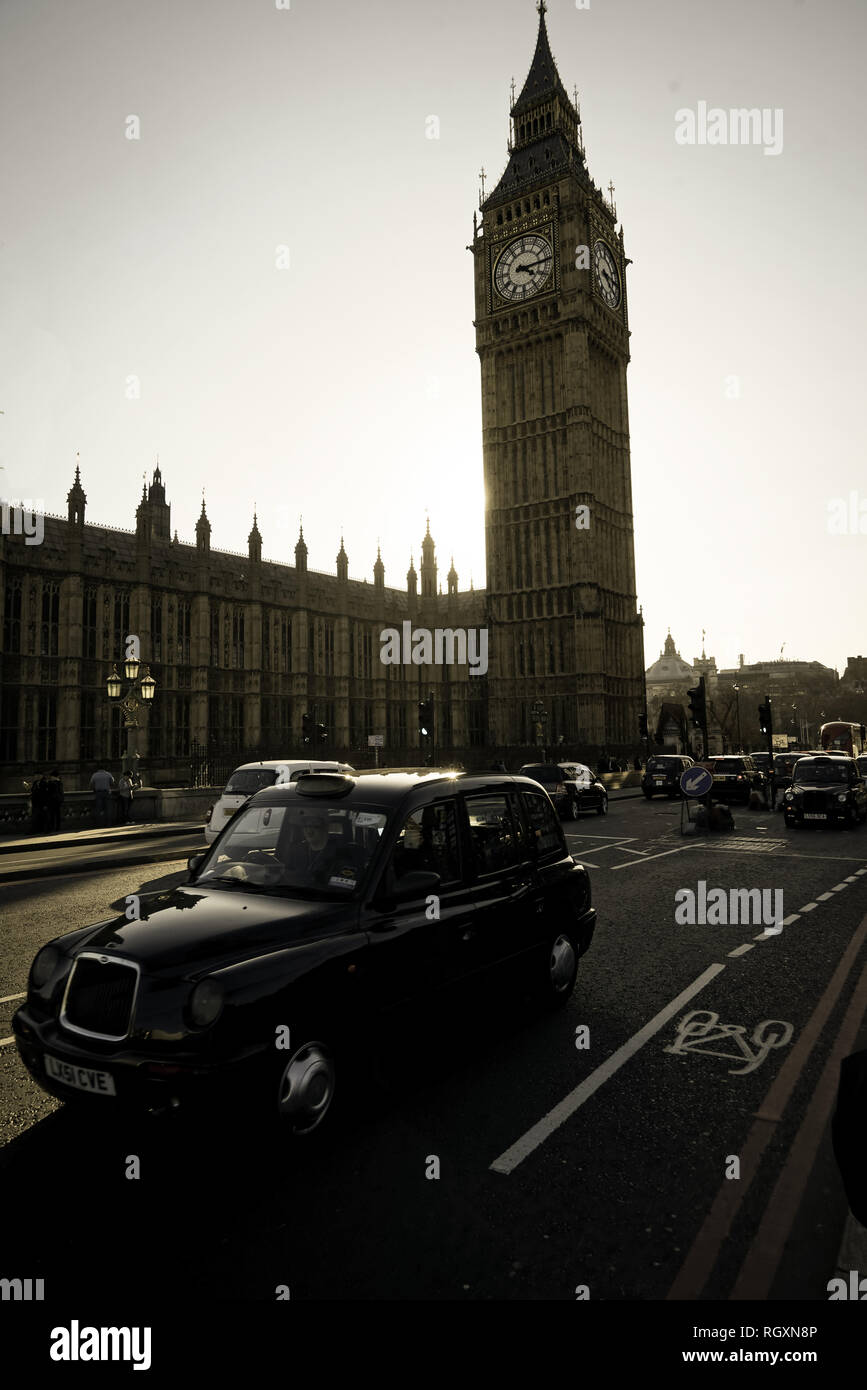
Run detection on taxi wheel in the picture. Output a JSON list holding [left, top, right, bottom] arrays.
[[569, 796, 581, 820], [540, 931, 578, 1009], [272, 1036, 338, 1138], [596, 797, 608, 816]]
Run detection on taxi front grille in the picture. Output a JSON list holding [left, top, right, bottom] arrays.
[[803, 791, 829, 813], [61, 955, 138, 1040]]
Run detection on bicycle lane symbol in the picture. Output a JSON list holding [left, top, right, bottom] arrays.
[[663, 1009, 794, 1076]]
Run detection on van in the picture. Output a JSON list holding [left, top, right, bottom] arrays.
[[203, 759, 356, 843]]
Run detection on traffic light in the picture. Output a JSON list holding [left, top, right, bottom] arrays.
[[758, 701, 773, 737], [316, 721, 327, 745], [638, 713, 648, 739], [687, 681, 706, 727], [301, 712, 311, 745]]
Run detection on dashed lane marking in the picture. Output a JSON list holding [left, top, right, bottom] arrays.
[[816, 892, 834, 901], [728, 944, 755, 957], [831, 883, 849, 892], [490, 962, 726, 1175], [801, 902, 819, 913]]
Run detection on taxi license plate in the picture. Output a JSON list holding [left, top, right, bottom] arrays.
[[45, 1053, 116, 1095], [804, 812, 826, 820], [654, 779, 663, 784]]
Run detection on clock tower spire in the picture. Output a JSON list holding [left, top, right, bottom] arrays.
[[471, 6, 645, 757]]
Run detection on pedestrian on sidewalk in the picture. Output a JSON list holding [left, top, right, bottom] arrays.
[[90, 767, 114, 826], [29, 774, 49, 833], [45, 769, 64, 832], [118, 772, 134, 824]]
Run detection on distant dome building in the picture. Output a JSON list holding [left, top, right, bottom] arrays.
[[646, 631, 694, 693]]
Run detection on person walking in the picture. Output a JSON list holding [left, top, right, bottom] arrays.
[[117, 772, 134, 824], [90, 767, 114, 826], [45, 769, 64, 832], [30, 774, 48, 833]]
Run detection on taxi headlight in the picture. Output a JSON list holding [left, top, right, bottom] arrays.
[[188, 978, 224, 1028], [30, 946, 61, 989], [837, 793, 849, 803]]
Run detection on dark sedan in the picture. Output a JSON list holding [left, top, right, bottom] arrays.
[[518, 763, 608, 819], [13, 771, 596, 1139], [783, 756, 867, 828], [708, 755, 766, 804], [641, 755, 694, 799]]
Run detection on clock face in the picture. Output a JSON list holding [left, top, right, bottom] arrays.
[[493, 233, 554, 302], [593, 240, 621, 308]]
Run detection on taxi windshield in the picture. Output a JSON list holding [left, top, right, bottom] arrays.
[[224, 769, 280, 796], [793, 761, 848, 785], [196, 801, 388, 896]]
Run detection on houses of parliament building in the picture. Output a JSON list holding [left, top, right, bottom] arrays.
[[0, 5, 645, 788]]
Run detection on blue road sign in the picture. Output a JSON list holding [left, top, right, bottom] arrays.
[[681, 765, 713, 798]]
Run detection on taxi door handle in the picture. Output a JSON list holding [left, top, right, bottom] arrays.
[[461, 928, 477, 942]]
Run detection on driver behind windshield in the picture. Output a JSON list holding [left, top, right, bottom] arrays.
[[285, 814, 341, 884]]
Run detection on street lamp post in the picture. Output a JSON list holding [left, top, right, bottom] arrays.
[[106, 655, 156, 782], [732, 684, 742, 752]]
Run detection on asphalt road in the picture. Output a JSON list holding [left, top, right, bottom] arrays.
[[2, 795, 866, 1305]]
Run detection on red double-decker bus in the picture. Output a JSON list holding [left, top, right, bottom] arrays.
[[820, 721, 866, 757]]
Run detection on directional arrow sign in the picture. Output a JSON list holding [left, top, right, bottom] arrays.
[[681, 765, 713, 799]]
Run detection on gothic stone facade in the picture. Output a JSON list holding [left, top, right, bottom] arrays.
[[472, 5, 645, 750], [0, 468, 487, 789]]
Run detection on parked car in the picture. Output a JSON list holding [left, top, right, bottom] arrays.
[[641, 755, 695, 799], [856, 756, 867, 779], [204, 759, 356, 843], [13, 771, 596, 1138], [707, 755, 766, 804], [518, 762, 608, 818], [750, 752, 773, 775], [782, 755, 867, 829]]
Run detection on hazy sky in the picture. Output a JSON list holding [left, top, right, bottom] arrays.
[[1, 0, 865, 675]]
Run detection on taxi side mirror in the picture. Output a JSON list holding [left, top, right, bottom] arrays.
[[187, 852, 205, 878]]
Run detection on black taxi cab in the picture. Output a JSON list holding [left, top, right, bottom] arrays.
[[782, 755, 867, 829], [13, 771, 596, 1139]]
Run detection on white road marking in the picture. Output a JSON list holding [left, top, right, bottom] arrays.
[[857, 868, 867, 875], [754, 927, 783, 939], [0, 992, 26, 1004], [781, 914, 801, 926], [611, 845, 693, 870], [489, 963, 726, 1175], [728, 944, 755, 957], [845, 876, 859, 883], [831, 883, 849, 892], [0, 1036, 16, 1048], [816, 892, 834, 902], [801, 902, 819, 912], [565, 834, 639, 844]]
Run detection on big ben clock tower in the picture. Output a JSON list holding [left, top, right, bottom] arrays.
[[472, 1, 645, 754]]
